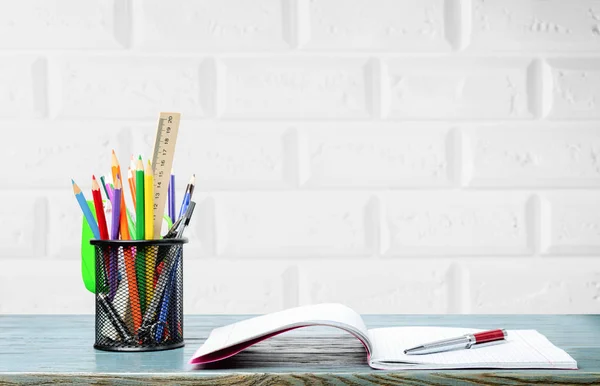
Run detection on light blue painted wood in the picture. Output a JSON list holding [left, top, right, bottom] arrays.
[[0, 315, 598, 385]]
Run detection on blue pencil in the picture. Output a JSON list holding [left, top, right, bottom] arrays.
[[168, 169, 176, 224], [72, 179, 100, 239]]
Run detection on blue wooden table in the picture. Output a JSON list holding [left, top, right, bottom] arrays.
[[1, 315, 598, 385]]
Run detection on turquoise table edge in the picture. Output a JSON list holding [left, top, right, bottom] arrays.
[[1, 314, 599, 385]]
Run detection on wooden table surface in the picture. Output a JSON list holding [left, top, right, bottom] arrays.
[[1, 314, 599, 385]]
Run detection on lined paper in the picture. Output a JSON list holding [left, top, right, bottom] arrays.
[[368, 327, 577, 370]]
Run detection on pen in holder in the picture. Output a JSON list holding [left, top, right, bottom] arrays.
[[90, 238, 187, 352]]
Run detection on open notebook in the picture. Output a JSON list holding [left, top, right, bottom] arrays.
[[189, 303, 577, 370]]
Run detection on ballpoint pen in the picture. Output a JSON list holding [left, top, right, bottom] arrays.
[[154, 202, 196, 342], [177, 174, 195, 220], [404, 329, 507, 355], [98, 293, 134, 344], [138, 202, 196, 342]]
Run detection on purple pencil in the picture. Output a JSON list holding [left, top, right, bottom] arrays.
[[110, 177, 121, 239], [168, 169, 176, 223], [105, 183, 114, 203], [108, 176, 122, 300]]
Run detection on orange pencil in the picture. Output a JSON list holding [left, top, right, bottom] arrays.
[[130, 155, 137, 197], [128, 168, 136, 207], [111, 150, 131, 241], [111, 151, 141, 330]]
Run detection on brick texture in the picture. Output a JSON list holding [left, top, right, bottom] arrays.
[[468, 0, 600, 52], [0, 57, 46, 118], [51, 56, 207, 119], [1, 0, 599, 314], [463, 124, 600, 187], [541, 192, 600, 255], [381, 192, 534, 256], [304, 0, 452, 51], [298, 260, 453, 313], [546, 58, 600, 119], [303, 123, 452, 187], [213, 192, 378, 257], [465, 259, 600, 313], [137, 0, 290, 50], [383, 58, 536, 119], [0, 0, 130, 49], [220, 58, 373, 118]]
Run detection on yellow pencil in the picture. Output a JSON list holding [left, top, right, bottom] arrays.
[[144, 160, 155, 305], [145, 160, 154, 239]]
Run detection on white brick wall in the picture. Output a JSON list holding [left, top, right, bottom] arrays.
[[1, 0, 599, 315]]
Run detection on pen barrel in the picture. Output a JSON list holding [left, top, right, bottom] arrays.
[[91, 238, 187, 352], [474, 329, 507, 343], [405, 336, 473, 355]]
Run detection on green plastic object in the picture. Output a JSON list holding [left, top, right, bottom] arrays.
[[164, 214, 173, 231], [81, 208, 175, 293], [81, 200, 98, 293]]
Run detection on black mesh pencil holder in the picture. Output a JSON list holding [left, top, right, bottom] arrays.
[[90, 238, 187, 352]]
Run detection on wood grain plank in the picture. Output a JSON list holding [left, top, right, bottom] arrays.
[[1, 315, 599, 385]]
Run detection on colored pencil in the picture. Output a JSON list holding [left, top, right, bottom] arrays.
[[116, 176, 142, 331], [72, 179, 100, 240], [92, 175, 111, 292], [128, 168, 136, 207], [105, 183, 113, 202], [130, 155, 137, 202], [168, 169, 175, 223], [135, 157, 145, 241], [109, 176, 121, 300], [99, 175, 110, 201], [133, 154, 146, 313], [145, 160, 154, 240], [91, 176, 109, 240], [132, 155, 152, 313], [111, 150, 131, 241], [110, 177, 120, 237], [111, 152, 142, 325], [135, 157, 151, 306], [144, 160, 155, 308]]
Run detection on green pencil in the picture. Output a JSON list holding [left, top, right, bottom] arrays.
[[136, 156, 145, 240], [99, 175, 110, 200], [135, 156, 146, 312]]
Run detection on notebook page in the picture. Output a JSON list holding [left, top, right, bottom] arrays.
[[192, 303, 370, 361], [369, 327, 577, 370]]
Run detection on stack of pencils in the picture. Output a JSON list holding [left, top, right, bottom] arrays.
[[72, 150, 195, 343], [72, 150, 195, 243]]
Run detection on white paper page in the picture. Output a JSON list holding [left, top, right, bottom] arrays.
[[369, 327, 577, 370], [193, 303, 370, 360]]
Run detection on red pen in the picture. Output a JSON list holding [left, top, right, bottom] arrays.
[[404, 329, 507, 355]]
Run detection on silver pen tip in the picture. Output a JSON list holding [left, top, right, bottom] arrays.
[[404, 346, 424, 355]]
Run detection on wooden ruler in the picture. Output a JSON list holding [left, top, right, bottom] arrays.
[[151, 112, 180, 238]]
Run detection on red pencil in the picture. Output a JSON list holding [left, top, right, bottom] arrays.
[[91, 175, 109, 240]]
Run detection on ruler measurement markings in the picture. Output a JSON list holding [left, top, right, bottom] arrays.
[[151, 112, 180, 238]]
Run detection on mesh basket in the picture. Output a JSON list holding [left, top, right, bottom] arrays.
[[90, 238, 187, 352]]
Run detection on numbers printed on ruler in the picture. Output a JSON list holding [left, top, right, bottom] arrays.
[[151, 112, 180, 238]]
